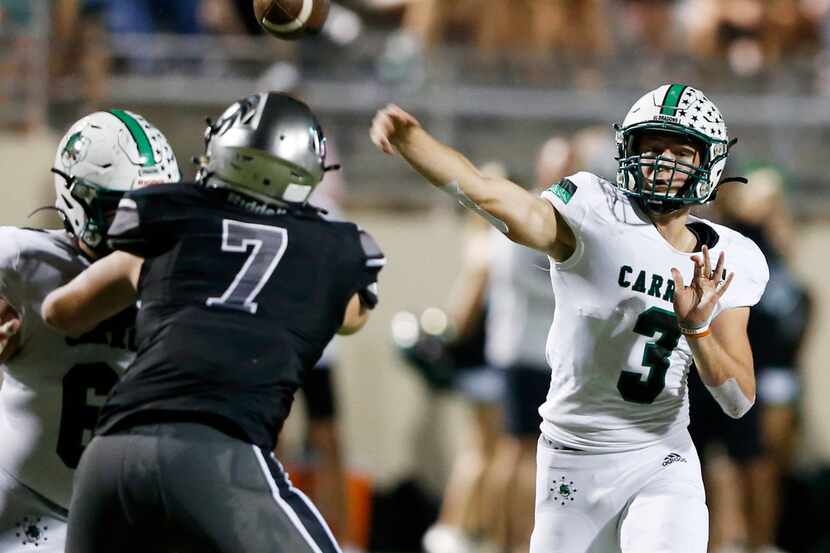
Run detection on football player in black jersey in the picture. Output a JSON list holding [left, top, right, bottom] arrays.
[[42, 93, 385, 553]]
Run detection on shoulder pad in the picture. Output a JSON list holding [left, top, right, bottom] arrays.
[[719, 228, 770, 309], [359, 229, 385, 267], [107, 197, 141, 242]]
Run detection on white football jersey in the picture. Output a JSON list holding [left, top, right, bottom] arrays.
[[0, 227, 135, 508], [538, 172, 769, 452]]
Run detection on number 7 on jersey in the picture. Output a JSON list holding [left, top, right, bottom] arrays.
[[206, 219, 288, 314]]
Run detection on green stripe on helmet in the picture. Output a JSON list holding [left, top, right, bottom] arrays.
[[110, 109, 156, 167], [660, 84, 687, 116]]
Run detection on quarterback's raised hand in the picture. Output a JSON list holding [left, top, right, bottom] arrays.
[[367, 102, 569, 259], [670, 246, 734, 330], [370, 104, 422, 155]]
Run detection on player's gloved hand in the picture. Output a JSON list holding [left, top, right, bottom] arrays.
[[0, 297, 21, 363], [670, 245, 734, 329], [391, 309, 456, 390], [370, 104, 421, 155]]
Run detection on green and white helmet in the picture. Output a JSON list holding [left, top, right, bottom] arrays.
[[53, 110, 180, 252], [615, 83, 730, 208]]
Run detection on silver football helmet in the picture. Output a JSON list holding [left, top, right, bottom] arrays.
[[197, 92, 336, 205]]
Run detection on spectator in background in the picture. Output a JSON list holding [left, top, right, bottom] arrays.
[[106, 0, 202, 36], [683, 0, 823, 77], [424, 140, 576, 553], [478, 137, 574, 553], [401, 0, 609, 71], [718, 165, 812, 477], [618, 0, 678, 56], [420, 163, 508, 553], [52, 0, 111, 111], [104, 0, 203, 73], [521, 1, 610, 63], [689, 165, 812, 553], [401, 0, 477, 48], [1, 0, 46, 131]]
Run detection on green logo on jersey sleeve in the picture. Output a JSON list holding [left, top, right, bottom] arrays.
[[548, 178, 578, 205]]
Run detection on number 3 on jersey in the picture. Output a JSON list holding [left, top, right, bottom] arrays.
[[207, 219, 288, 314], [617, 307, 681, 404]]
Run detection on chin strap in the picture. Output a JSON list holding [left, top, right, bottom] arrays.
[[719, 176, 748, 185], [50, 168, 79, 236], [26, 206, 65, 219], [707, 138, 747, 200], [51, 167, 75, 188]]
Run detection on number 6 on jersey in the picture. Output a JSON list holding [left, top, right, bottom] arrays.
[[206, 219, 288, 314]]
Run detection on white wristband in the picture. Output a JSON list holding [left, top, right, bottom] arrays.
[[678, 321, 710, 336]]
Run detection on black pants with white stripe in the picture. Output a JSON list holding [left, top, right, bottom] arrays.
[[66, 422, 341, 553]]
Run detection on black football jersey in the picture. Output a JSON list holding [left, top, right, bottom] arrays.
[[95, 183, 384, 449]]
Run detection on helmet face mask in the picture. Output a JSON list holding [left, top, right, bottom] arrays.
[[620, 127, 710, 207], [53, 110, 180, 253], [53, 172, 127, 249], [615, 84, 730, 211], [198, 92, 330, 206]]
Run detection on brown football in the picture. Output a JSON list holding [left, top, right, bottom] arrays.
[[253, 0, 330, 40]]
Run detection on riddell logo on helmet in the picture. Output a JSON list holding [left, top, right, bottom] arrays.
[[137, 167, 166, 187], [653, 114, 679, 123]]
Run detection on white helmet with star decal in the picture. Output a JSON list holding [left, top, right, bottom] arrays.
[[53, 110, 180, 253], [615, 83, 734, 208]]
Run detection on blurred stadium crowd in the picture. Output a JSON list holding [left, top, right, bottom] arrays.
[[4, 0, 830, 211], [2, 1, 830, 553]]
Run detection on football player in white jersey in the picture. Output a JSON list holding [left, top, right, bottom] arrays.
[[0, 110, 179, 552], [371, 83, 769, 553]]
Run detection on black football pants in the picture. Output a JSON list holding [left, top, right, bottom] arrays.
[[66, 422, 341, 553]]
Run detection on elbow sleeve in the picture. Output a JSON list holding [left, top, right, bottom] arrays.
[[705, 378, 755, 419]]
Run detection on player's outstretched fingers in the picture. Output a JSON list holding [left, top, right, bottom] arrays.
[[716, 271, 735, 298], [691, 255, 703, 282], [671, 267, 684, 290], [701, 245, 712, 278], [385, 104, 420, 128], [370, 112, 396, 154], [713, 250, 726, 282], [371, 104, 422, 152]]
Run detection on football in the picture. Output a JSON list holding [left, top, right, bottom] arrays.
[[253, 0, 330, 40]]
